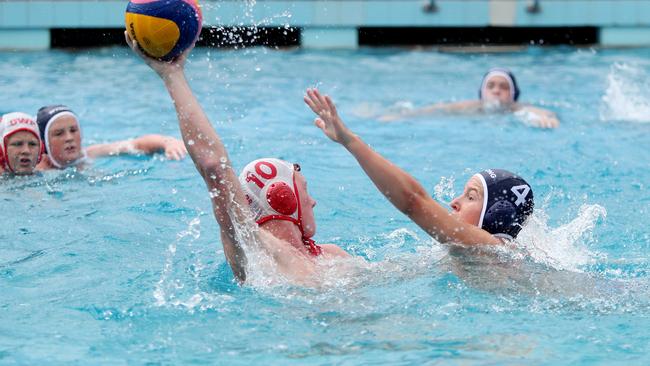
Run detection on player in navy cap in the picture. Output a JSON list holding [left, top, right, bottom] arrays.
[[468, 169, 534, 240], [306, 88, 534, 245], [380, 68, 559, 128], [36, 105, 187, 170]]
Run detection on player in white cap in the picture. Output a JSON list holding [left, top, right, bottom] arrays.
[[0, 112, 43, 175]]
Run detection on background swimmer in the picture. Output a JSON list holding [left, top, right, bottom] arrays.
[[35, 105, 187, 170], [305, 88, 534, 245], [380, 68, 560, 128], [0, 112, 43, 176], [126, 33, 350, 286]]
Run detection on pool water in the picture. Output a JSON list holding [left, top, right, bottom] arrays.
[[1, 45, 650, 364]]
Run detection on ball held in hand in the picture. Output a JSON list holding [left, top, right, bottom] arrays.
[[125, 0, 202, 61]]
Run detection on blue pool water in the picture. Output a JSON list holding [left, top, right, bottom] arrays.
[[1, 45, 650, 365]]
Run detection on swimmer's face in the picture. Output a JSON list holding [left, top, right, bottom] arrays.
[[5, 131, 40, 175], [482, 75, 512, 105], [294, 171, 317, 237], [450, 175, 484, 227], [48, 116, 82, 165]]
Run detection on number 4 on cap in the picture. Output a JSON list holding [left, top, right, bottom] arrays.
[[511, 185, 530, 206]]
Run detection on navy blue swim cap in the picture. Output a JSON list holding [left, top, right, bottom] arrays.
[[478, 68, 520, 102], [475, 169, 534, 240], [36, 105, 76, 154]]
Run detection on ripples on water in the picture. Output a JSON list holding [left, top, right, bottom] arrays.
[[1, 45, 650, 363]]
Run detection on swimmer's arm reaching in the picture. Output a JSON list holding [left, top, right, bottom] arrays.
[[85, 134, 187, 160], [511, 103, 559, 128], [126, 32, 250, 281], [379, 101, 482, 122], [305, 89, 500, 246]]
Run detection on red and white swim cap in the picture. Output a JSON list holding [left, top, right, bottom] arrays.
[[238, 158, 323, 256], [239, 158, 300, 225], [0, 112, 43, 172]]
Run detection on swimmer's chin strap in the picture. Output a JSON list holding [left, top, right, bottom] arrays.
[[255, 175, 323, 257]]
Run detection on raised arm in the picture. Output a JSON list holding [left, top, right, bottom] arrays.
[[85, 134, 187, 160], [126, 32, 250, 281], [379, 100, 482, 122], [305, 89, 499, 245]]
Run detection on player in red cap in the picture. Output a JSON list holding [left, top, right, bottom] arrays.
[[0, 112, 43, 175], [126, 33, 349, 285]]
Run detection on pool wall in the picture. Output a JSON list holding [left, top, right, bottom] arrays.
[[1, 0, 650, 49]]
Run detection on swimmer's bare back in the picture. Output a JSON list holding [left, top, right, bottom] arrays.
[[239, 230, 351, 286]]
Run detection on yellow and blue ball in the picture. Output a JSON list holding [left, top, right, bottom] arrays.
[[125, 0, 202, 61]]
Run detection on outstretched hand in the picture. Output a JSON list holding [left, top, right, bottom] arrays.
[[163, 137, 188, 160], [124, 31, 193, 78], [536, 114, 560, 129], [303, 88, 355, 146], [514, 105, 560, 129]]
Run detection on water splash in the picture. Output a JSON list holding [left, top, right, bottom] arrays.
[[228, 206, 285, 288], [600, 62, 650, 123], [153, 215, 238, 312], [433, 175, 455, 205], [517, 203, 607, 272], [380, 100, 416, 121], [153, 216, 203, 308], [513, 108, 544, 127]]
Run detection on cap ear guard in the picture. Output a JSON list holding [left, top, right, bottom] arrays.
[[482, 200, 518, 240], [265, 181, 298, 216]]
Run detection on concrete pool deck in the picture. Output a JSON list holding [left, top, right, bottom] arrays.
[[1, 0, 650, 49]]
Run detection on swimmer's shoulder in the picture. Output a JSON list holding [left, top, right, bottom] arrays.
[[36, 156, 53, 170], [319, 243, 352, 258]]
